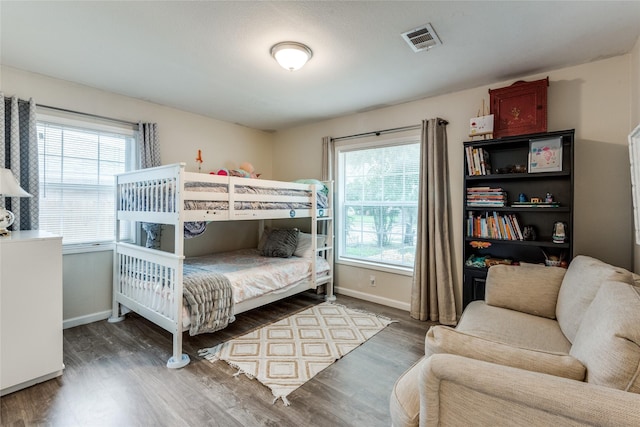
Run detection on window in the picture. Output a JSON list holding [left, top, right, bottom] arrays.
[[37, 116, 136, 248], [336, 138, 420, 271]]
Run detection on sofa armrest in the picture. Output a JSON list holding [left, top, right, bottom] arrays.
[[419, 354, 640, 427], [485, 263, 566, 318], [425, 325, 585, 380]]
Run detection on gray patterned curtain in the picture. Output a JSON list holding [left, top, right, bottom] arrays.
[[0, 95, 39, 231], [410, 118, 457, 325], [138, 122, 162, 248], [138, 122, 160, 169]]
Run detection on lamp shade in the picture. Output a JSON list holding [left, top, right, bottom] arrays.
[[271, 42, 313, 71], [0, 168, 32, 197]]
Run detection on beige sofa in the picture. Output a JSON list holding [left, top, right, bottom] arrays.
[[390, 255, 640, 426]]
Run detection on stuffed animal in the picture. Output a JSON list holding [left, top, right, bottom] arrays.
[[213, 163, 259, 178], [239, 162, 259, 179]]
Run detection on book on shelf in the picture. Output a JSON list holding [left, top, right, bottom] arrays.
[[467, 187, 507, 207], [473, 149, 481, 175], [480, 149, 491, 175], [465, 147, 492, 176], [510, 214, 524, 240], [465, 146, 474, 175], [466, 211, 524, 240], [504, 215, 516, 240]]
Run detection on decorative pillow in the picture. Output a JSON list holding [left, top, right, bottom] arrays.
[[293, 232, 327, 258], [485, 263, 566, 319], [261, 228, 299, 258], [425, 325, 586, 381], [569, 281, 640, 392], [556, 255, 634, 342], [257, 227, 272, 251]]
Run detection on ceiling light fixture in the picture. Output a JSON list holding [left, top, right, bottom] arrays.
[[271, 42, 313, 71]]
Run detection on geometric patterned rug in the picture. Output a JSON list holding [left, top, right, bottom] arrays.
[[198, 302, 394, 406]]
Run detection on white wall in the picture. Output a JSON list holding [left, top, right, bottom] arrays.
[[1, 66, 274, 325], [273, 55, 636, 314], [3, 50, 637, 322]]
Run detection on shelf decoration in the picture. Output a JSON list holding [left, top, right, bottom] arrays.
[[196, 149, 203, 172], [489, 77, 548, 138], [469, 100, 493, 139], [528, 136, 562, 173], [469, 241, 492, 249]]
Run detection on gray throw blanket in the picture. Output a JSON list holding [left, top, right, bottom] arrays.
[[183, 265, 234, 336]]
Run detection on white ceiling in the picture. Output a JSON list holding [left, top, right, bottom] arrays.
[[2, 1, 640, 132]]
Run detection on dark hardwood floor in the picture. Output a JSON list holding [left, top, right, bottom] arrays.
[[1, 293, 435, 427]]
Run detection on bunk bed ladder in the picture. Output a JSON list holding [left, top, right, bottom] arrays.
[[320, 181, 336, 302]]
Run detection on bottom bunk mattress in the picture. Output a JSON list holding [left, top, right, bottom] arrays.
[[127, 248, 330, 334], [184, 248, 330, 303]]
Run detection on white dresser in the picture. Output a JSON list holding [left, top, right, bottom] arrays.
[[0, 230, 64, 395]]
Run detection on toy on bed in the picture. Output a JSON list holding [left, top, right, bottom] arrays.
[[214, 162, 260, 178]]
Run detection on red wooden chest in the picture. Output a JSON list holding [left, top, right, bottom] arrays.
[[489, 77, 548, 138]]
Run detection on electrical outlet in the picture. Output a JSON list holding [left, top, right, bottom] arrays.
[[369, 275, 376, 286]]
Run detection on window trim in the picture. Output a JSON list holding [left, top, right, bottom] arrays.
[[63, 242, 115, 255], [334, 133, 421, 273], [338, 258, 414, 276], [36, 112, 137, 252]]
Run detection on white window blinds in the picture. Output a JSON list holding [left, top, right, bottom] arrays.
[[37, 120, 135, 246], [337, 141, 420, 269]]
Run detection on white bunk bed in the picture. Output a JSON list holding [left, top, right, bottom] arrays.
[[108, 163, 334, 368]]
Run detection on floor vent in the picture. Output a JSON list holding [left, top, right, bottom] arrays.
[[401, 23, 441, 52]]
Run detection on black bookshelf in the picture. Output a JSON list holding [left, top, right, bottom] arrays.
[[462, 129, 574, 308]]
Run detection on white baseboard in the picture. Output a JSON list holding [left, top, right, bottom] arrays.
[[334, 286, 410, 312], [63, 310, 112, 329], [62, 294, 409, 329]]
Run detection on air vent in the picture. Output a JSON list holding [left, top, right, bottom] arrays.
[[401, 23, 441, 52]]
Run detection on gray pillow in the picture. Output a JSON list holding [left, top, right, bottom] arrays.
[[257, 227, 272, 251], [261, 228, 299, 258]]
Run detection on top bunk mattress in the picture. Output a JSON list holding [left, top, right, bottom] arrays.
[[118, 179, 329, 213], [184, 181, 329, 211]]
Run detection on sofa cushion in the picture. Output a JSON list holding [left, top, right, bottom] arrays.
[[389, 357, 425, 427], [570, 281, 640, 393], [457, 301, 572, 353], [425, 325, 586, 381], [485, 263, 566, 319], [556, 255, 634, 343]]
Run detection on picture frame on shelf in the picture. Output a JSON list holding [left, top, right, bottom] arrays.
[[528, 136, 562, 173]]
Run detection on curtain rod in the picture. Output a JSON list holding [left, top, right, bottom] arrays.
[[37, 103, 139, 128], [331, 119, 448, 142]]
